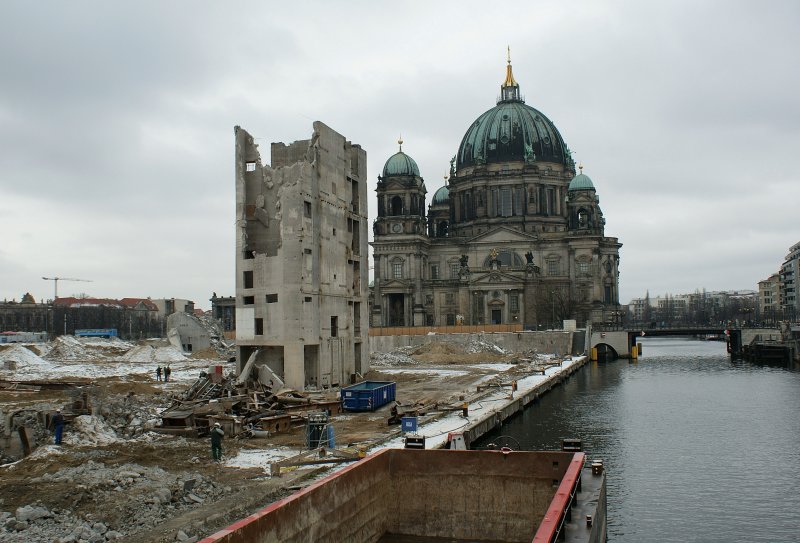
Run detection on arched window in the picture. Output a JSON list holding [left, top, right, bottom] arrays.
[[577, 208, 588, 228], [436, 220, 449, 238], [390, 196, 403, 216]]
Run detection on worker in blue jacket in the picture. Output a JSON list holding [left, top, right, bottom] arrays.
[[51, 409, 65, 445]]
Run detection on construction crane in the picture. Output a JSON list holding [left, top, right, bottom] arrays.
[[41, 276, 93, 300]]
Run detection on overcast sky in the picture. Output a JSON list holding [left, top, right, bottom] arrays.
[[2, 1, 798, 309]]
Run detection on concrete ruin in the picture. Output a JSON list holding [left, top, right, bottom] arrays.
[[166, 312, 212, 353], [234, 122, 369, 390]]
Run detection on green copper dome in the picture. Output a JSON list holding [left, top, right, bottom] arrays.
[[456, 101, 570, 170], [568, 172, 595, 191], [382, 151, 420, 178], [432, 185, 450, 205], [455, 59, 570, 171]]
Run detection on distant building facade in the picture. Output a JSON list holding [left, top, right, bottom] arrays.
[[627, 290, 758, 326], [234, 122, 369, 390], [779, 241, 799, 319], [370, 59, 621, 330], [210, 293, 236, 332], [150, 298, 195, 320], [0, 294, 49, 333], [758, 273, 781, 319], [53, 297, 161, 339]]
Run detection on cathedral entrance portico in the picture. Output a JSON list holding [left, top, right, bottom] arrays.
[[386, 293, 405, 326]]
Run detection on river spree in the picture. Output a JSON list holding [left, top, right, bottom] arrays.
[[475, 337, 800, 542]]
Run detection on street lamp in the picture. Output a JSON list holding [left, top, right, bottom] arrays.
[[551, 290, 556, 330]]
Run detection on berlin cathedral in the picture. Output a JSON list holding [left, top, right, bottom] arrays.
[[370, 56, 622, 329]]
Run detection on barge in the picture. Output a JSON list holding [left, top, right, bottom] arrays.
[[199, 448, 606, 543]]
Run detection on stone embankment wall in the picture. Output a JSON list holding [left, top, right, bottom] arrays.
[[369, 330, 577, 356]]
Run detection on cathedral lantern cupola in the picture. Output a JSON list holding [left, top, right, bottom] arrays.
[[500, 47, 521, 103], [374, 138, 427, 237]]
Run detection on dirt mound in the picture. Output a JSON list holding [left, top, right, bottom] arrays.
[[406, 340, 510, 364], [410, 342, 465, 357], [0, 344, 44, 357], [190, 347, 224, 360]]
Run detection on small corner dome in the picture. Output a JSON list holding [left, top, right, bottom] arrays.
[[568, 173, 595, 192], [432, 185, 450, 205], [382, 151, 420, 178]]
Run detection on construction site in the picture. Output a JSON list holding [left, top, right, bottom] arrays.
[[0, 328, 601, 543], [0, 120, 612, 542]]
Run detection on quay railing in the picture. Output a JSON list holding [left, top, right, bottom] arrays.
[[532, 452, 585, 543]]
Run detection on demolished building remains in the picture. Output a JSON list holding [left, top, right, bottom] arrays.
[[234, 122, 369, 391]]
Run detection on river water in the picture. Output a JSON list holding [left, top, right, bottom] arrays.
[[474, 337, 800, 542]]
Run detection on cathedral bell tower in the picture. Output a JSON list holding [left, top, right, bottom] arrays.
[[371, 140, 429, 327], [374, 138, 427, 237], [566, 165, 605, 235]]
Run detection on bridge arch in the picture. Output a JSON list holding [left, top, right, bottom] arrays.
[[593, 342, 618, 361], [590, 330, 632, 358]]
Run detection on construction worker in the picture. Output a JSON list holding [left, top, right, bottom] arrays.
[[156, 366, 162, 381], [51, 409, 65, 445], [164, 366, 171, 382], [210, 422, 224, 462]]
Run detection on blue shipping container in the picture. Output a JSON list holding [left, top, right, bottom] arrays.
[[341, 381, 396, 412]]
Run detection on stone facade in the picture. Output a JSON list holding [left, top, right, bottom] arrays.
[[0, 295, 49, 333], [371, 61, 621, 329], [234, 122, 369, 390]]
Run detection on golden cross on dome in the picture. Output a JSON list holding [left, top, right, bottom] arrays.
[[579, 163, 584, 174], [398, 135, 403, 152]]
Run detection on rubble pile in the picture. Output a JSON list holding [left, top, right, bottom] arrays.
[[195, 315, 234, 358], [1, 460, 224, 542], [465, 335, 508, 355], [369, 350, 417, 367], [121, 344, 187, 364], [155, 366, 339, 439], [0, 345, 56, 376], [0, 504, 124, 542], [44, 336, 93, 362], [78, 338, 133, 359]]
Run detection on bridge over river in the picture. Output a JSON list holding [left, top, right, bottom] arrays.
[[590, 326, 778, 359]]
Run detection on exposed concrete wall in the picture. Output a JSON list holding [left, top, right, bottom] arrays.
[[166, 312, 211, 353], [368, 330, 577, 356], [234, 122, 369, 390]]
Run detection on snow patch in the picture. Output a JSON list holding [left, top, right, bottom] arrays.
[[225, 447, 297, 472], [64, 415, 121, 446], [44, 335, 93, 361], [378, 368, 470, 377]]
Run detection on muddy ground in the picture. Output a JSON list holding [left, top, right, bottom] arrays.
[[0, 337, 551, 542]]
